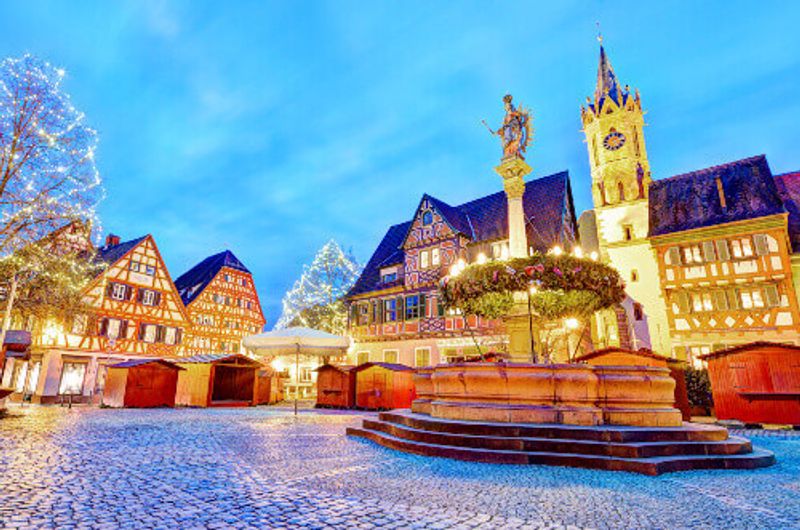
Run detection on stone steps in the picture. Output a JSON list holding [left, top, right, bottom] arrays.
[[346, 410, 775, 475]]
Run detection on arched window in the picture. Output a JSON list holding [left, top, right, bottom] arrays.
[[422, 210, 433, 226], [618, 181, 625, 202]]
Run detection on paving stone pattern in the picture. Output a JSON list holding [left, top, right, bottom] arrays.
[[0, 406, 798, 529]]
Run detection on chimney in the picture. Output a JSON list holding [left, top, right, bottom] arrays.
[[105, 233, 121, 247]]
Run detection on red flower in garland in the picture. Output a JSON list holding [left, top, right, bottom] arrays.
[[524, 266, 535, 276], [553, 267, 563, 277]]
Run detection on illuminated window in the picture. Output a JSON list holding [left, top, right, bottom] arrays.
[[383, 350, 399, 363], [357, 351, 369, 365], [164, 327, 177, 345], [420, 250, 429, 269], [405, 295, 422, 320], [141, 289, 158, 306], [492, 241, 509, 260], [110, 283, 127, 301], [415, 347, 431, 367], [357, 304, 369, 326], [682, 245, 703, 264], [58, 363, 86, 395], [431, 248, 441, 266], [731, 237, 753, 259], [383, 299, 397, 322], [145, 265, 156, 276], [691, 293, 703, 313]]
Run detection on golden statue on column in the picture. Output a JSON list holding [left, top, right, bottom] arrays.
[[483, 94, 532, 160]]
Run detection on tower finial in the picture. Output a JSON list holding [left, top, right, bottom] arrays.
[[596, 21, 603, 45]]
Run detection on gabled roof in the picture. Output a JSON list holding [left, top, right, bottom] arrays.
[[698, 341, 800, 361], [347, 171, 574, 298], [95, 236, 147, 266], [773, 171, 800, 251], [177, 353, 262, 366], [174, 250, 251, 306], [649, 155, 785, 237], [352, 362, 416, 373], [109, 358, 184, 370]]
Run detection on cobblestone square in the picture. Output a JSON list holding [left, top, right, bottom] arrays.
[[1, 406, 798, 529]]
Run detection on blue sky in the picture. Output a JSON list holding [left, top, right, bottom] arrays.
[[1, 1, 798, 327]]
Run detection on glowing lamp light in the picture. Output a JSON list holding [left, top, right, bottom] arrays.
[[589, 251, 599, 261], [449, 264, 461, 277], [271, 358, 286, 373], [551, 245, 563, 256], [476, 252, 488, 265], [573, 246, 583, 258], [42, 320, 62, 343], [529, 286, 538, 296], [564, 317, 579, 330]]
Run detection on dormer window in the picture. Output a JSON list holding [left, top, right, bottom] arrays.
[[380, 265, 399, 284], [422, 210, 433, 226]]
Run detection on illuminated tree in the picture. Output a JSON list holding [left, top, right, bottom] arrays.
[[0, 55, 104, 344], [276, 240, 361, 333]]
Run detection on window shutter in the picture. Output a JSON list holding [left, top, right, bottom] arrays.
[[175, 328, 183, 344], [154, 292, 162, 306], [716, 240, 731, 261], [702, 241, 716, 262], [675, 292, 689, 314], [138, 324, 145, 341], [666, 247, 680, 265], [156, 325, 165, 343], [376, 301, 383, 324], [727, 289, 740, 310], [764, 284, 780, 307], [120, 320, 129, 338], [420, 293, 427, 318], [754, 234, 769, 256], [99, 318, 109, 337], [136, 288, 144, 303], [105, 283, 114, 298], [714, 290, 729, 311], [125, 285, 134, 300], [397, 297, 405, 321]]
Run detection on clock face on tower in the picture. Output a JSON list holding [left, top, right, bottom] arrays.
[[603, 131, 626, 151]]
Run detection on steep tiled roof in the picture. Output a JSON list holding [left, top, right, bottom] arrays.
[[174, 250, 251, 306], [95, 236, 147, 266], [347, 221, 411, 297], [347, 171, 574, 297], [774, 171, 800, 251], [649, 155, 785, 237]]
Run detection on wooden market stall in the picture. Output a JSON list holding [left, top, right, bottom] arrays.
[[175, 354, 263, 407], [573, 347, 691, 421], [0, 331, 32, 401], [254, 367, 284, 405], [700, 342, 800, 425], [354, 362, 416, 410], [103, 359, 184, 408], [315, 364, 356, 409]]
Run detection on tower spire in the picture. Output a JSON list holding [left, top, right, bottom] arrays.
[[594, 38, 622, 104]]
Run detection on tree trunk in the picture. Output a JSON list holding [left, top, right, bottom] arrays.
[[0, 274, 19, 350]]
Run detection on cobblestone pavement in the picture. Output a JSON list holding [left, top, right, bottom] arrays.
[[0, 406, 798, 530]]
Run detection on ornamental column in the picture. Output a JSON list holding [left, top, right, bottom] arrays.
[[495, 157, 532, 258]]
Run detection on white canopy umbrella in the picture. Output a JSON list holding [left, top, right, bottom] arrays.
[[242, 327, 350, 414]]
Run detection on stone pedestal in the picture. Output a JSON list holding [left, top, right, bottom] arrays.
[[495, 157, 532, 260], [505, 293, 534, 362]]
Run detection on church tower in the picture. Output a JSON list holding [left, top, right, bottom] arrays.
[[580, 40, 672, 356]]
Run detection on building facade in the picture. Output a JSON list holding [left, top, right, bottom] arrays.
[[174, 250, 266, 356], [26, 234, 191, 403], [346, 173, 578, 367]]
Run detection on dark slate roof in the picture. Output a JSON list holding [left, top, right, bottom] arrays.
[[95, 236, 147, 266], [347, 171, 574, 297], [347, 221, 411, 297], [109, 358, 184, 370], [649, 155, 785, 237], [774, 171, 800, 251], [174, 250, 251, 306]]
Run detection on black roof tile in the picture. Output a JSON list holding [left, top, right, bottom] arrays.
[[174, 250, 252, 306]]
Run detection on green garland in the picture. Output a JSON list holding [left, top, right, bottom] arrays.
[[439, 254, 626, 320]]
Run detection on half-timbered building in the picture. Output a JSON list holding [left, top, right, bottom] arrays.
[[174, 250, 266, 356], [346, 172, 578, 367], [26, 234, 190, 403]]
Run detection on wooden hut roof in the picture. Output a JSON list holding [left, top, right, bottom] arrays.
[[353, 362, 416, 373], [314, 364, 356, 373], [109, 358, 184, 370], [698, 341, 800, 361], [178, 353, 262, 366]]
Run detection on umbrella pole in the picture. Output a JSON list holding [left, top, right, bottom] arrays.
[[294, 344, 299, 416]]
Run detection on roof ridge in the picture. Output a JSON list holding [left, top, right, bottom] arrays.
[[654, 155, 767, 185]]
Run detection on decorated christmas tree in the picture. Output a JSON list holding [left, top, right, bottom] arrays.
[[275, 240, 361, 334]]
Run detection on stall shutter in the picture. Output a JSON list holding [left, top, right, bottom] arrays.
[[716, 240, 731, 261], [764, 284, 780, 307], [754, 234, 769, 256], [702, 241, 717, 261]]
